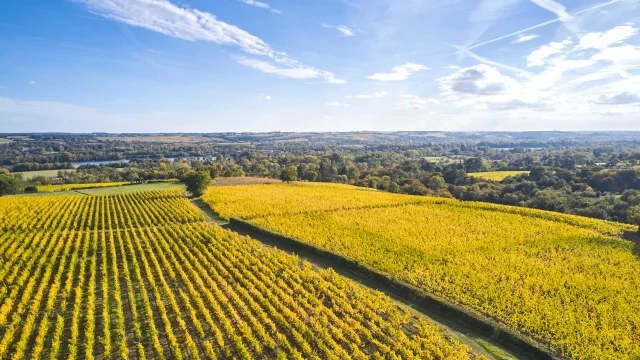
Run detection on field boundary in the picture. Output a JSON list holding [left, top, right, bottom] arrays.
[[228, 217, 558, 360]]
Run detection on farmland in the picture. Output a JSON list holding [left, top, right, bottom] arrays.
[[204, 183, 640, 359], [469, 171, 530, 181], [36, 181, 131, 193], [0, 189, 478, 359], [13, 169, 76, 179]]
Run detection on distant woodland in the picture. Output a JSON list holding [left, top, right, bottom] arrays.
[[1, 132, 640, 227]]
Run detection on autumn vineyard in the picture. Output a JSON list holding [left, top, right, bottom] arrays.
[[0, 188, 479, 359], [203, 183, 640, 360]]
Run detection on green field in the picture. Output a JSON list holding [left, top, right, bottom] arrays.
[[0, 138, 12, 144], [13, 169, 76, 179]]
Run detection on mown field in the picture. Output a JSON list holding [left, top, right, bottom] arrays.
[[0, 189, 478, 359], [469, 171, 530, 181], [203, 183, 640, 359], [13, 169, 76, 179]]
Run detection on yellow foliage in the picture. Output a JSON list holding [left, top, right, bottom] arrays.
[[36, 182, 130, 193], [206, 183, 640, 359], [469, 171, 529, 181], [0, 188, 478, 359]]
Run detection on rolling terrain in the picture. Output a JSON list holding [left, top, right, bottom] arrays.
[[203, 183, 640, 359]]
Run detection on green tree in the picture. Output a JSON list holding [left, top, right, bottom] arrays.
[[0, 175, 24, 196], [428, 175, 446, 190], [304, 171, 318, 182], [629, 205, 640, 232], [184, 171, 211, 197], [388, 181, 400, 193], [280, 165, 298, 183]]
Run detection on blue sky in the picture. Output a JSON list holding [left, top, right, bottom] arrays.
[[1, 0, 639, 132]]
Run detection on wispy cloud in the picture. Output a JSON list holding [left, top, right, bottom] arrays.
[[368, 63, 428, 81], [238, 0, 281, 14], [29, 81, 37, 85], [236, 57, 345, 83], [322, 24, 356, 37], [465, 0, 519, 48], [326, 101, 348, 106], [75, 0, 342, 83], [348, 92, 389, 99], [592, 92, 640, 104], [453, 0, 623, 54], [512, 33, 539, 43], [460, 47, 534, 77], [529, 0, 579, 33]]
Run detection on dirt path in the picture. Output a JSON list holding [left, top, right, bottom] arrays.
[[190, 197, 543, 360]]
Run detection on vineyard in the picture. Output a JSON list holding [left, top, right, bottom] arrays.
[[0, 189, 478, 359], [468, 171, 529, 181], [36, 182, 131, 193], [204, 183, 640, 359], [203, 183, 634, 236]]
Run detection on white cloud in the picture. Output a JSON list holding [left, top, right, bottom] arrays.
[[29, 81, 37, 85], [326, 101, 348, 106], [368, 63, 428, 81], [444, 65, 461, 70], [350, 92, 389, 99], [592, 92, 640, 104], [513, 33, 539, 43], [238, 0, 281, 13], [592, 45, 640, 65], [463, 48, 533, 77], [76, 0, 342, 83], [529, 0, 579, 33], [438, 64, 517, 95], [527, 39, 571, 67], [576, 25, 638, 49], [528, 57, 595, 90], [322, 24, 356, 37], [599, 109, 639, 116], [265, 95, 271, 100], [236, 57, 345, 84]]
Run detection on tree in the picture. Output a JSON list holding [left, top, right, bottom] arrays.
[[388, 181, 400, 193], [304, 171, 318, 182], [0, 175, 24, 196], [428, 175, 446, 190], [280, 165, 298, 183], [464, 157, 484, 172], [184, 171, 211, 197], [628, 205, 640, 232]]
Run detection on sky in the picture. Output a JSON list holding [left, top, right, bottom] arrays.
[[0, 0, 639, 133]]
